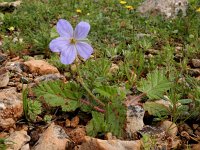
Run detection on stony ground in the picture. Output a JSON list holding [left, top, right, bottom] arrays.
[[0, 51, 199, 150], [0, 0, 200, 150]]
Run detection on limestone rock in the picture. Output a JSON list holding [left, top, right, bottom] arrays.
[[0, 0, 21, 8], [137, 0, 188, 18], [126, 105, 145, 137], [20, 144, 30, 150], [139, 125, 181, 149], [0, 68, 9, 88], [24, 60, 59, 75], [34, 73, 64, 83], [6, 62, 24, 73], [160, 120, 178, 137], [68, 126, 86, 144], [188, 68, 200, 77], [33, 123, 74, 150], [0, 53, 7, 65], [192, 59, 200, 68], [0, 87, 23, 130], [5, 130, 30, 150], [77, 136, 141, 150]]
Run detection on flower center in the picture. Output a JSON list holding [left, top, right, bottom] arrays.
[[70, 38, 77, 44]]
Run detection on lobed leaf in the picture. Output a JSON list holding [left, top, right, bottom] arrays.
[[138, 69, 172, 99], [33, 80, 81, 112], [143, 102, 169, 117]]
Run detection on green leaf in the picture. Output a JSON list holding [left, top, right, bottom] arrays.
[[33, 81, 81, 112], [178, 99, 193, 104], [86, 111, 105, 137], [144, 102, 169, 117], [138, 69, 172, 99], [28, 100, 42, 121], [94, 86, 118, 98], [50, 26, 59, 38]]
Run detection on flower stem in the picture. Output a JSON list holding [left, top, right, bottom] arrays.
[[77, 76, 105, 107], [74, 60, 105, 107], [80, 99, 105, 113]]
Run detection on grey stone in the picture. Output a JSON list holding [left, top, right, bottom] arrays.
[[192, 59, 200, 68], [137, 0, 188, 19], [6, 62, 23, 73], [0, 68, 9, 88], [0, 87, 23, 130], [0, 53, 7, 65], [34, 73, 64, 83], [126, 105, 145, 137]]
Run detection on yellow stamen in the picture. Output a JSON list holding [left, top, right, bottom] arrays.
[[70, 38, 76, 44]]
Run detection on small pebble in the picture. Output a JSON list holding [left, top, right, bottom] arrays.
[[70, 116, 80, 128]]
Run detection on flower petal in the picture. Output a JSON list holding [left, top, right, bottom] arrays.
[[56, 19, 73, 38], [76, 42, 93, 60], [49, 37, 70, 52], [74, 22, 90, 39], [60, 45, 77, 64]]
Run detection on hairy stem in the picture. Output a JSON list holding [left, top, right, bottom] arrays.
[[77, 76, 105, 107], [80, 99, 105, 113], [74, 61, 105, 107]]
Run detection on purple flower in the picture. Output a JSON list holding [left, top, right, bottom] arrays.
[[49, 19, 93, 64]]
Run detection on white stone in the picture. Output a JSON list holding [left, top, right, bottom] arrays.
[[0, 68, 9, 88], [0, 87, 23, 130], [77, 136, 141, 150], [5, 130, 30, 150], [126, 105, 145, 137], [137, 0, 188, 18]]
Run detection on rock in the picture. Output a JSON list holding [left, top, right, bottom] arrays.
[[109, 63, 119, 74], [188, 68, 200, 77], [136, 33, 151, 39], [68, 126, 86, 144], [5, 130, 30, 150], [0, 68, 9, 88], [0, 132, 8, 138], [138, 125, 166, 139], [192, 59, 200, 68], [21, 144, 30, 150], [139, 125, 181, 149], [137, 0, 188, 19], [24, 60, 59, 75], [70, 116, 80, 128], [191, 143, 200, 150], [179, 123, 193, 135], [0, 53, 7, 65], [160, 120, 178, 137], [6, 62, 24, 73], [105, 132, 117, 140], [126, 105, 145, 137], [192, 124, 199, 130], [20, 77, 29, 84], [17, 83, 28, 91], [34, 73, 64, 83], [65, 119, 71, 127], [76, 136, 141, 150], [0, 0, 21, 8], [33, 123, 74, 150], [0, 87, 23, 130]]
